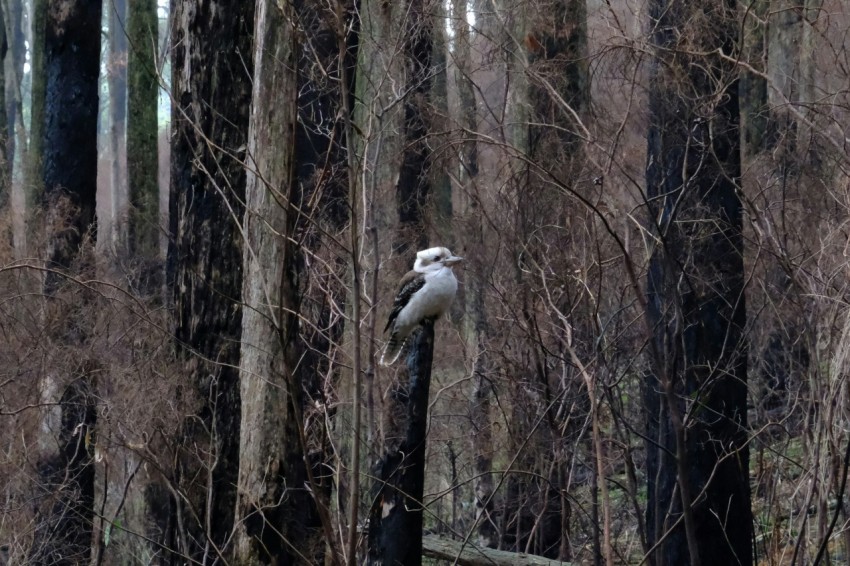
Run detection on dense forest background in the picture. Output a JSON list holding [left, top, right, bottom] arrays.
[[0, 0, 849, 564]]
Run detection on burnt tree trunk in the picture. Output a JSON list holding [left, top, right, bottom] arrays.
[[42, 0, 100, 278], [644, 1, 752, 565], [31, 379, 98, 565], [367, 320, 435, 566], [30, 1, 101, 563], [167, 0, 253, 560]]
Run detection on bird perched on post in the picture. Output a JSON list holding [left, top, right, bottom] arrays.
[[380, 246, 463, 366]]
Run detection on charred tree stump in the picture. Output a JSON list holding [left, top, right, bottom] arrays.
[[367, 319, 435, 565]]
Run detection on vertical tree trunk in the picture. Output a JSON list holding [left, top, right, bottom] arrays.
[[740, 0, 768, 156], [395, 0, 434, 254], [167, 0, 253, 560], [499, 0, 588, 559], [0, 3, 7, 209], [25, 0, 47, 211], [3, 0, 25, 172], [29, 1, 101, 563], [430, 0, 451, 241], [352, 0, 433, 550], [367, 321, 436, 566], [232, 0, 326, 562], [42, 0, 100, 271], [798, 0, 823, 157], [452, 0, 496, 550], [126, 0, 159, 279], [108, 0, 127, 249], [644, 1, 751, 564], [354, 0, 407, 251]]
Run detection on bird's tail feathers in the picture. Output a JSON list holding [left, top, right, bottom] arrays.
[[380, 334, 406, 366]]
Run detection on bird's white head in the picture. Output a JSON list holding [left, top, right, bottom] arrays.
[[413, 246, 463, 273]]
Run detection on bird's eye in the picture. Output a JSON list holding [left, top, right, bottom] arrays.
[[434, 255, 441, 261]]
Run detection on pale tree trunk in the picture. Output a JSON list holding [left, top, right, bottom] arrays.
[[798, 0, 823, 157], [233, 0, 327, 562], [2, 0, 25, 174], [24, 0, 46, 220], [767, 0, 800, 112], [766, 0, 802, 165], [126, 0, 159, 286], [3, 0, 27, 257], [395, 0, 433, 254], [431, 0, 451, 243], [740, 0, 768, 156], [351, 0, 422, 533], [108, 0, 127, 250], [452, 0, 496, 550], [0, 3, 7, 209], [353, 0, 414, 258]]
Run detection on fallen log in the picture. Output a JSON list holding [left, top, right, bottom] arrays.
[[421, 535, 571, 566]]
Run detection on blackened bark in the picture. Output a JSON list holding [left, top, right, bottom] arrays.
[[167, 0, 253, 560], [526, 0, 588, 159], [367, 320, 435, 566], [644, 1, 752, 565], [395, 0, 433, 254], [30, 6, 101, 562], [42, 0, 101, 279], [31, 378, 97, 566]]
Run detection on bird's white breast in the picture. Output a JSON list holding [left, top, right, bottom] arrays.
[[394, 266, 458, 333]]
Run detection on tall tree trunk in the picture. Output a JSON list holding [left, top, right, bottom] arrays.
[[0, 3, 7, 209], [499, 0, 588, 559], [29, 1, 101, 563], [25, 0, 47, 213], [354, 0, 434, 254], [430, 0, 451, 242], [232, 0, 327, 562], [167, 0, 253, 560], [452, 0, 495, 550], [108, 0, 127, 250], [352, 0, 433, 547], [798, 0, 823, 159], [395, 0, 434, 254], [2, 0, 25, 173], [644, 1, 752, 564], [126, 0, 159, 281], [740, 0, 768, 156]]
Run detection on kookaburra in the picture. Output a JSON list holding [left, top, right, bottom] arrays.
[[380, 246, 463, 366]]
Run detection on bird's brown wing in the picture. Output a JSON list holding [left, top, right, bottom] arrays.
[[384, 270, 426, 333]]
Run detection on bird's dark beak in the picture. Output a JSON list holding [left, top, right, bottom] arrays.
[[444, 256, 463, 266]]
